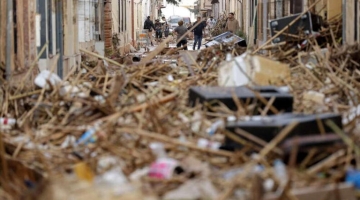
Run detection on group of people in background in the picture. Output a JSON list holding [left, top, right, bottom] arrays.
[[143, 16, 170, 46], [143, 12, 239, 50]]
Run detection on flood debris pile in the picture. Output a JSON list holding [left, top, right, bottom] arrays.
[[209, 13, 229, 37], [1, 14, 360, 200]]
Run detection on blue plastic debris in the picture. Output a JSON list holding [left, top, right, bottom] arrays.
[[346, 168, 360, 189]]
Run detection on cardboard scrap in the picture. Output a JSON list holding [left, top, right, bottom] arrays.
[[249, 54, 291, 86], [218, 53, 290, 87]]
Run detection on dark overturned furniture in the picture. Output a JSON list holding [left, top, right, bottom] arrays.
[[204, 31, 247, 47], [188, 86, 293, 114], [223, 113, 342, 151], [269, 12, 323, 44]]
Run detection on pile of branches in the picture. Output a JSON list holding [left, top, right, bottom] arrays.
[[1, 27, 360, 198], [210, 13, 228, 37]]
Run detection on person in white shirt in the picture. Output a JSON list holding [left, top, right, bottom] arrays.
[[206, 16, 216, 36]]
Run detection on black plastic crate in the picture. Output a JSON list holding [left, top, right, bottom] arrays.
[[223, 113, 342, 150], [188, 86, 293, 114], [269, 12, 323, 44]]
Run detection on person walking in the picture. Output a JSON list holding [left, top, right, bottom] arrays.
[[173, 20, 188, 50], [192, 16, 205, 50], [163, 22, 170, 38], [154, 19, 163, 43], [143, 16, 155, 46], [225, 13, 240, 34], [206, 16, 216, 36]]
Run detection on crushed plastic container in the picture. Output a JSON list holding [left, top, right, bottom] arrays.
[[34, 70, 62, 89], [148, 142, 181, 179]]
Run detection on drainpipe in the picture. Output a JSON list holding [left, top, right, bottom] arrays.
[[56, 0, 64, 79], [262, 0, 267, 44], [6, 0, 13, 81], [132, 0, 135, 46]]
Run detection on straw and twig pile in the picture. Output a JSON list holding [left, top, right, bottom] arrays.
[[1, 12, 360, 200]]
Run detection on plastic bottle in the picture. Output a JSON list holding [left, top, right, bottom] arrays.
[[273, 159, 288, 186], [77, 123, 100, 145], [0, 118, 16, 126]]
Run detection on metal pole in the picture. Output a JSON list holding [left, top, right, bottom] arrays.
[[6, 0, 13, 81]]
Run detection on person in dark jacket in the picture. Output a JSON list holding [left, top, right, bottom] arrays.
[[143, 16, 155, 46], [192, 16, 205, 50], [163, 22, 170, 38], [154, 19, 162, 43]]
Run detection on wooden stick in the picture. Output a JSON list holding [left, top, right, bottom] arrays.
[[9, 89, 42, 100], [80, 48, 123, 68], [306, 149, 346, 175], [300, 148, 317, 169], [140, 36, 173, 64], [117, 127, 235, 157], [234, 128, 283, 155], [262, 41, 287, 50], [253, 0, 322, 54], [247, 87, 279, 114], [261, 96, 276, 116], [260, 121, 299, 157], [129, 92, 178, 112], [274, 30, 301, 39]]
